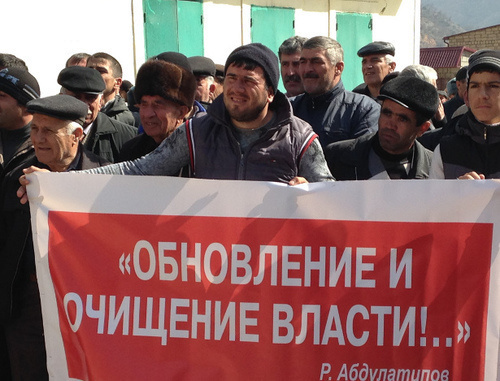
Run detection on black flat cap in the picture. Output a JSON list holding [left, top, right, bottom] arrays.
[[0, 68, 40, 105], [378, 76, 439, 120], [468, 50, 500, 77], [27, 94, 89, 126], [155, 52, 192, 73], [188, 56, 216, 77], [357, 41, 395, 57], [57, 66, 105, 94]]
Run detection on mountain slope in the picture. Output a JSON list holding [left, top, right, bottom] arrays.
[[421, 0, 500, 31], [420, 5, 466, 48]]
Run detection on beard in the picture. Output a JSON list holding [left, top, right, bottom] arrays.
[[225, 94, 269, 123]]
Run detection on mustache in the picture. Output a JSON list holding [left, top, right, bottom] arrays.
[[284, 74, 301, 83], [302, 73, 319, 79]]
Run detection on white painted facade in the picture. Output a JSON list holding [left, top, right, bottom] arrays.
[[2, 0, 419, 97]]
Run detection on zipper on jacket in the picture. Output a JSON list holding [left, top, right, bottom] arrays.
[[484, 126, 490, 177]]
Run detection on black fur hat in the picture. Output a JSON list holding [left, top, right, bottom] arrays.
[[134, 60, 196, 108]]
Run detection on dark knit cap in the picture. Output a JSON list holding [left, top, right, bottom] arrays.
[[134, 60, 196, 108], [155, 52, 192, 73], [57, 66, 105, 94], [188, 56, 216, 77], [455, 66, 468, 81], [468, 50, 500, 77], [225, 43, 279, 92], [0, 68, 40, 105], [27, 94, 88, 126], [378, 76, 439, 120], [357, 41, 395, 57]]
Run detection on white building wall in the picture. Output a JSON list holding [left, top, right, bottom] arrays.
[[203, 1, 243, 66], [202, 0, 418, 69], [2, 0, 141, 98], [372, 0, 421, 73], [2, 0, 418, 98]]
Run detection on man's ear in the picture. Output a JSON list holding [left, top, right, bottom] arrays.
[[464, 89, 470, 106], [114, 77, 123, 92], [267, 86, 275, 104], [177, 105, 191, 124], [73, 127, 84, 142], [416, 120, 431, 137], [21, 105, 31, 118], [335, 61, 344, 76], [389, 62, 396, 72], [209, 83, 216, 96]]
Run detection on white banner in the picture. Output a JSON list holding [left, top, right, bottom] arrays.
[[28, 173, 500, 380]]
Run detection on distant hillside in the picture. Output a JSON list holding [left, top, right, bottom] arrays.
[[421, 0, 500, 31], [420, 5, 465, 48]]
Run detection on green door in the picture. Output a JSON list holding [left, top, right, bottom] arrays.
[[250, 6, 295, 93], [143, 0, 178, 58], [178, 0, 204, 57], [336, 13, 372, 91], [143, 0, 203, 59]]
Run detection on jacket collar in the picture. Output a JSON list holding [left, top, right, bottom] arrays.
[[305, 80, 345, 107], [457, 111, 500, 145]]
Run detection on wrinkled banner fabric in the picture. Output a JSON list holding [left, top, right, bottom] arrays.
[[27, 173, 500, 380]]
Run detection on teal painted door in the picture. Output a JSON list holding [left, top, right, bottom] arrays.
[[251, 6, 295, 93], [178, 1, 203, 56], [336, 13, 372, 91], [143, 0, 203, 59], [143, 0, 178, 58]]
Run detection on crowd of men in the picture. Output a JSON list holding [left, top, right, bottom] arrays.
[[0, 36, 499, 378]]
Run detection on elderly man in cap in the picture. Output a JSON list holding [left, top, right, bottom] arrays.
[[353, 41, 397, 99], [292, 36, 380, 148], [430, 50, 500, 179], [118, 59, 196, 162], [0, 94, 109, 380], [0, 68, 40, 182], [324, 76, 439, 180], [58, 66, 137, 163], [188, 55, 217, 109], [19, 42, 332, 193]]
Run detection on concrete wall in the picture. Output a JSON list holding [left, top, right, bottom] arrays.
[[2, 0, 418, 98]]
